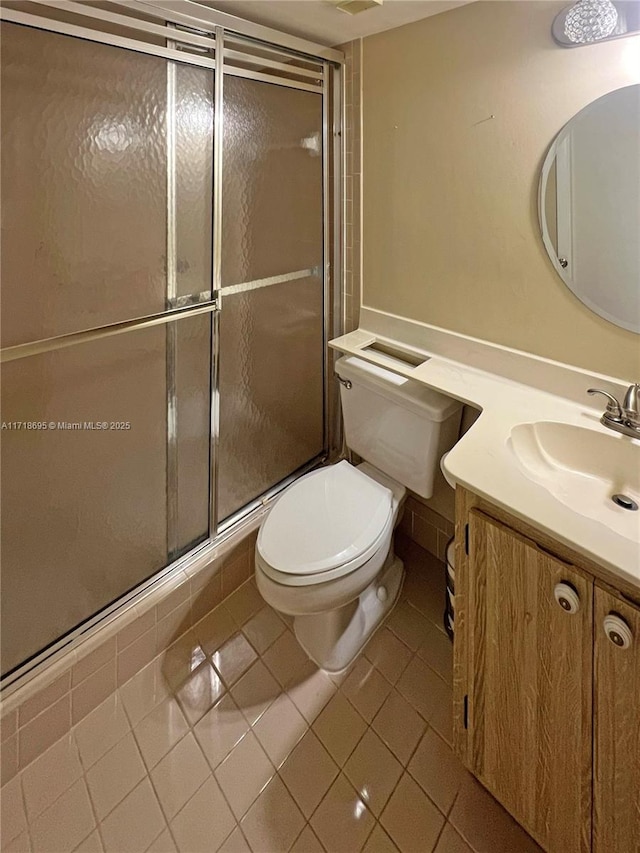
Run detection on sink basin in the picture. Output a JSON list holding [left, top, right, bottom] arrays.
[[508, 421, 640, 542]]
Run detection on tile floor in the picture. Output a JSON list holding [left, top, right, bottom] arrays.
[[1, 539, 542, 853]]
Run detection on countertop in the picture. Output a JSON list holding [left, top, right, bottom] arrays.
[[330, 323, 640, 593]]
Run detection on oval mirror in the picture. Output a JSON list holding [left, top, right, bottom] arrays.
[[539, 84, 640, 333]]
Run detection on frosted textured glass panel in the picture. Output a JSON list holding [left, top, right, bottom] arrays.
[[0, 24, 214, 346], [0, 316, 210, 676], [221, 77, 323, 285], [218, 276, 324, 520], [175, 64, 215, 300], [176, 315, 212, 554], [218, 78, 324, 521]]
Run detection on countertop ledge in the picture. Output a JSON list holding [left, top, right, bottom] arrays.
[[330, 318, 639, 593]]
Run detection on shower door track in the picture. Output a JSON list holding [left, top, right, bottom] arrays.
[[0, 2, 344, 691]]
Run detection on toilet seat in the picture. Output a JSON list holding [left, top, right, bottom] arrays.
[[257, 461, 394, 586]]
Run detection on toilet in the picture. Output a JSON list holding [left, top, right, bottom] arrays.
[[255, 354, 462, 672]]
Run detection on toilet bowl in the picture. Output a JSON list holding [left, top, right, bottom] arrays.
[[255, 354, 462, 673], [255, 461, 406, 672]]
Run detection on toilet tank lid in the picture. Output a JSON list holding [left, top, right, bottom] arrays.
[[257, 461, 393, 576], [336, 356, 461, 421]]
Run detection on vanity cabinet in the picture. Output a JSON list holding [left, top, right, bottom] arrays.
[[453, 488, 640, 853], [462, 510, 592, 852], [593, 588, 640, 853]]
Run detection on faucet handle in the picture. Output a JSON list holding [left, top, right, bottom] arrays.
[[587, 388, 623, 421], [623, 384, 640, 425]]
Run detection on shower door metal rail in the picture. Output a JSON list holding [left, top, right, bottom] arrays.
[[0, 1, 344, 689]]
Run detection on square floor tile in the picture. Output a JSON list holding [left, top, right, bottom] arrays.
[[133, 697, 189, 770], [344, 729, 403, 817], [371, 690, 426, 766], [100, 778, 165, 853], [74, 693, 130, 771], [161, 634, 207, 691], [194, 605, 237, 657], [287, 660, 336, 724], [194, 693, 250, 771], [407, 728, 465, 815], [396, 658, 453, 744], [150, 733, 210, 820], [363, 628, 412, 685], [170, 776, 236, 853], [262, 631, 310, 688], [21, 733, 82, 821], [230, 661, 280, 725], [416, 621, 453, 685], [313, 693, 367, 767], [253, 693, 308, 769], [214, 731, 275, 820], [225, 583, 264, 627], [380, 772, 445, 853], [240, 775, 305, 853], [212, 634, 258, 687], [241, 607, 286, 654], [174, 661, 225, 726], [1, 776, 27, 844], [341, 658, 393, 723], [310, 773, 375, 853], [119, 660, 171, 728], [86, 732, 146, 820], [387, 602, 433, 652], [279, 730, 339, 818], [30, 779, 95, 853]]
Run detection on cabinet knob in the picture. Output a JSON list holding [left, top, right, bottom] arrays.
[[554, 582, 580, 614], [603, 614, 633, 650]]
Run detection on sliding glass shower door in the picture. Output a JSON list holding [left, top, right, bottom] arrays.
[[0, 22, 215, 676], [0, 7, 336, 681]]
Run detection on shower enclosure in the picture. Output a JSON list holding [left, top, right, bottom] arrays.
[[0, 1, 342, 683]]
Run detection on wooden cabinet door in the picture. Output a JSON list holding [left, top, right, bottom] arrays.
[[466, 510, 592, 853], [593, 586, 640, 853]]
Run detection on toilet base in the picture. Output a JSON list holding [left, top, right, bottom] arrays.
[[292, 554, 405, 674]]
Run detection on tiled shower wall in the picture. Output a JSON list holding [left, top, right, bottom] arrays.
[[0, 531, 257, 788]]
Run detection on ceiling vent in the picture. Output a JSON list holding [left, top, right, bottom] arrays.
[[325, 0, 383, 15]]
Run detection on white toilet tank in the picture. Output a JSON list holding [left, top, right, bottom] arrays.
[[336, 355, 462, 499]]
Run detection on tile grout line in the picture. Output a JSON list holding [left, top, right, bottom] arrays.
[[127, 715, 187, 850], [79, 743, 108, 853], [17, 766, 34, 852], [139, 733, 190, 852]]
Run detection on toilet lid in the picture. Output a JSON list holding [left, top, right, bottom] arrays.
[[257, 461, 393, 577]]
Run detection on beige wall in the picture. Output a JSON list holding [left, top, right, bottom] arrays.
[[362, 1, 640, 378]]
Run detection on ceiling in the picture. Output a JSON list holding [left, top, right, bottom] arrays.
[[200, 0, 473, 46]]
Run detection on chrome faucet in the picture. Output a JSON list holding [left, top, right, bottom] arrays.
[[587, 384, 640, 438]]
